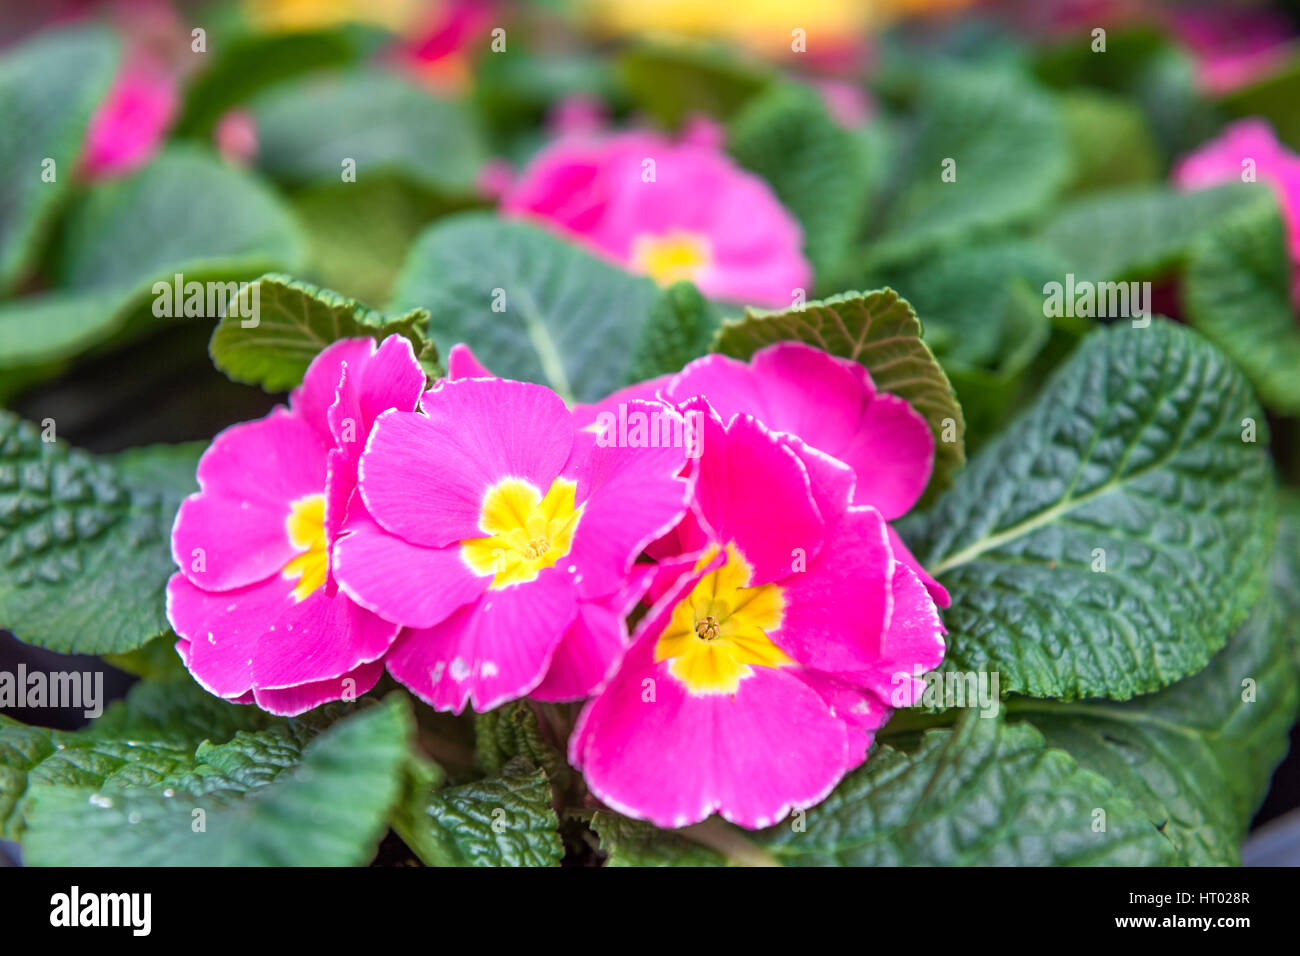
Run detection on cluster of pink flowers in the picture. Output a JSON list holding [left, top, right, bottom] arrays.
[[168, 335, 946, 828]]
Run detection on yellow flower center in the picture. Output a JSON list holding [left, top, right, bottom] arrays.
[[282, 493, 328, 602], [461, 478, 583, 589], [631, 230, 711, 286], [654, 543, 790, 695]]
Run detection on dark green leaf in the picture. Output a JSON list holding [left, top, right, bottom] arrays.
[[905, 321, 1275, 700]]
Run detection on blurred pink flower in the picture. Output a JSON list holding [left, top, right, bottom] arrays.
[[500, 123, 811, 307], [214, 109, 259, 167], [81, 55, 177, 179]]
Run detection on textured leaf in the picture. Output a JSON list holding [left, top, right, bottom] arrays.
[[20, 695, 413, 866], [869, 66, 1069, 266], [728, 83, 874, 280], [626, 280, 719, 383], [1182, 189, 1300, 414], [0, 148, 305, 369], [1037, 183, 1252, 283], [713, 289, 965, 497], [904, 321, 1275, 700], [390, 214, 659, 404], [0, 24, 118, 293], [394, 758, 562, 867], [250, 71, 487, 195], [754, 714, 1174, 865], [0, 677, 276, 840], [1015, 593, 1299, 866], [590, 811, 729, 867], [474, 702, 570, 793], [0, 420, 199, 654], [208, 273, 437, 391]]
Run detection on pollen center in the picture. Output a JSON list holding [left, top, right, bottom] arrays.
[[282, 493, 327, 602], [461, 477, 582, 589], [654, 543, 789, 695], [631, 230, 711, 286]]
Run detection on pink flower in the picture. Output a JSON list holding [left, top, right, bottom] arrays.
[[449, 340, 947, 605], [569, 403, 946, 829], [1173, 118, 1300, 307], [82, 55, 177, 179], [331, 377, 693, 711], [499, 125, 812, 307], [166, 336, 426, 715]]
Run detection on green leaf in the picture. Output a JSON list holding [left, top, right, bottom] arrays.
[[390, 213, 660, 404], [250, 71, 487, 195], [1037, 183, 1252, 283], [869, 66, 1069, 266], [173, 29, 357, 137], [590, 810, 729, 867], [1013, 592, 1299, 866], [728, 83, 875, 281], [713, 289, 966, 498], [756, 714, 1174, 865], [626, 280, 719, 383], [21, 695, 414, 866], [617, 44, 770, 127], [0, 148, 306, 369], [904, 321, 1275, 700], [0, 676, 276, 840], [0, 419, 200, 655], [474, 702, 570, 793], [393, 757, 563, 867], [1182, 188, 1300, 414], [0, 24, 118, 293], [209, 273, 437, 392], [1059, 89, 1161, 193]]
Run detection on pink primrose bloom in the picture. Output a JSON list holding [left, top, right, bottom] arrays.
[[568, 402, 946, 829], [499, 125, 812, 307], [166, 336, 425, 715], [331, 376, 694, 711]]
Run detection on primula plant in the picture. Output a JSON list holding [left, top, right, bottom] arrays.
[[1, 0, 1299, 872]]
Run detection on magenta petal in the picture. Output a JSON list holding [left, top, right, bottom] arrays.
[[385, 567, 577, 712], [322, 448, 356, 596], [772, 506, 894, 675], [793, 669, 890, 763], [532, 565, 654, 702], [747, 342, 872, 452], [691, 410, 825, 583], [172, 409, 327, 591], [570, 633, 852, 829], [361, 379, 574, 547], [562, 403, 692, 599], [867, 563, 947, 708], [333, 506, 489, 628], [888, 524, 950, 608], [446, 343, 496, 379], [838, 393, 935, 519], [251, 659, 386, 717], [776, 433, 855, 529], [291, 338, 373, 445]]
